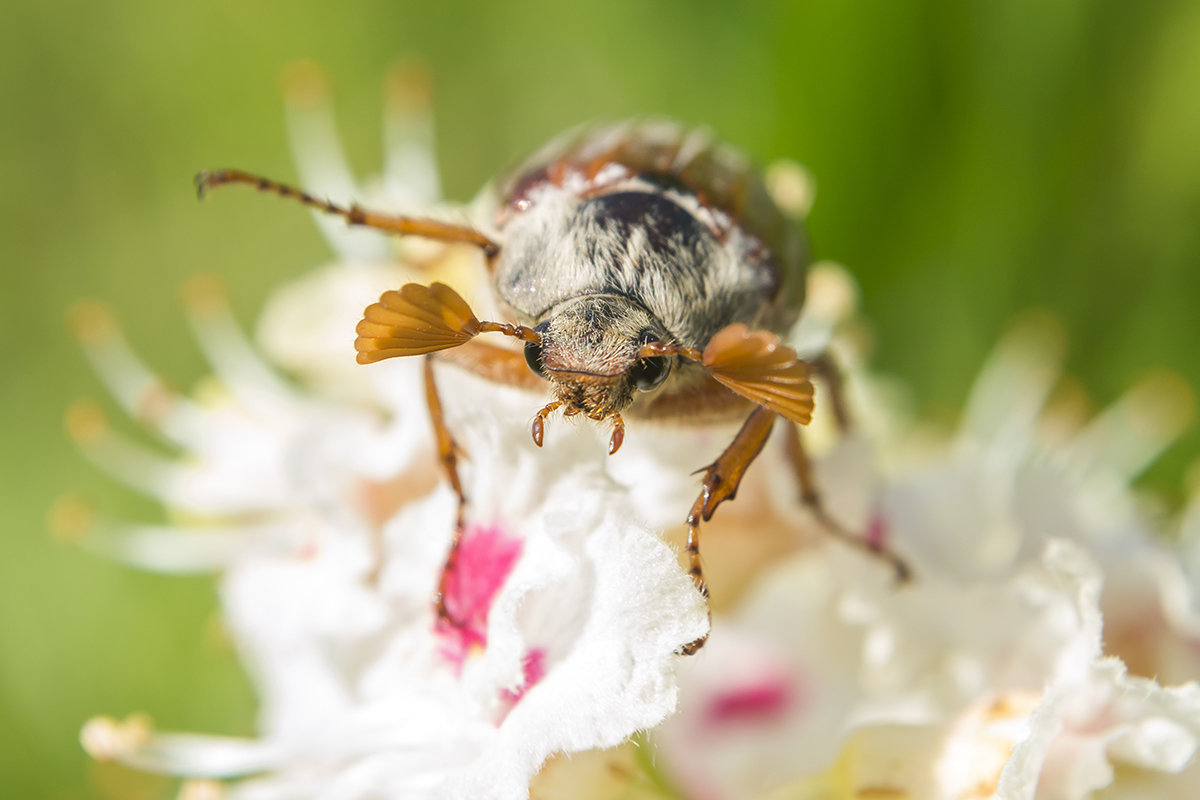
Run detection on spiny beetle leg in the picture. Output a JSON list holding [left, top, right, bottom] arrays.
[[424, 356, 470, 623], [677, 405, 777, 655]]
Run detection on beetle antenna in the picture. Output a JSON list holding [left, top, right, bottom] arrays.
[[195, 169, 500, 257], [476, 320, 541, 344], [355, 282, 542, 364], [640, 326, 815, 425], [637, 340, 702, 362]]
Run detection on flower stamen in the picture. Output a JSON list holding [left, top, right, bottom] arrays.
[[80, 713, 152, 762]]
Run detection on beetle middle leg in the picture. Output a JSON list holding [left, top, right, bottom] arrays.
[[807, 351, 850, 431], [782, 421, 911, 582], [679, 405, 778, 655], [794, 351, 911, 580], [195, 169, 501, 257]]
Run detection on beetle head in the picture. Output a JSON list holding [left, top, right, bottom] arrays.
[[524, 294, 673, 418]]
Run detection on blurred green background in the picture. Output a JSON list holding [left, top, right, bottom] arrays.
[[3, 1, 1199, 797]]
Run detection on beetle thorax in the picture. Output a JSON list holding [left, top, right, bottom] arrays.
[[494, 181, 775, 351]]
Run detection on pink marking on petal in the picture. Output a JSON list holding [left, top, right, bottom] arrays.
[[702, 672, 796, 727], [296, 538, 320, 561], [435, 521, 523, 670], [865, 510, 889, 550], [497, 648, 548, 722]]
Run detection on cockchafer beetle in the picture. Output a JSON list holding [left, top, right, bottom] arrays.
[[196, 120, 908, 654]]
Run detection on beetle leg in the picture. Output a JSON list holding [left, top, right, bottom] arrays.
[[423, 356, 470, 622], [420, 342, 564, 624], [195, 169, 500, 257], [432, 338, 548, 392], [679, 405, 778, 655], [807, 351, 850, 432], [782, 421, 911, 583]]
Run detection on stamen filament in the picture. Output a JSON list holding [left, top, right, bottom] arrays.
[[383, 59, 440, 208], [65, 400, 280, 515], [83, 516, 289, 573], [184, 276, 299, 416], [68, 301, 204, 443], [281, 60, 382, 261]]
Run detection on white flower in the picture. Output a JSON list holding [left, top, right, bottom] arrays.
[[71, 63, 1200, 800], [90, 419, 706, 800], [650, 308, 1200, 800], [65, 273, 423, 569], [73, 65, 708, 800]]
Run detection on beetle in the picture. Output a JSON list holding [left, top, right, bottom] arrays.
[[196, 120, 908, 653]]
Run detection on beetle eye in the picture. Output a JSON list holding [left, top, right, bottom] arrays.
[[630, 356, 670, 391], [524, 341, 549, 379]]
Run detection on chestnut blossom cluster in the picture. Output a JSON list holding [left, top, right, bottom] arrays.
[[652, 314, 1200, 800], [73, 67, 1200, 800]]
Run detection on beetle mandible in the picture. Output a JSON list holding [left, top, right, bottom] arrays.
[[196, 120, 909, 654]]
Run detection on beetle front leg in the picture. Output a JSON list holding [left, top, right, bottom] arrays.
[[421, 343, 560, 625], [678, 405, 778, 655], [423, 356, 471, 623]]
